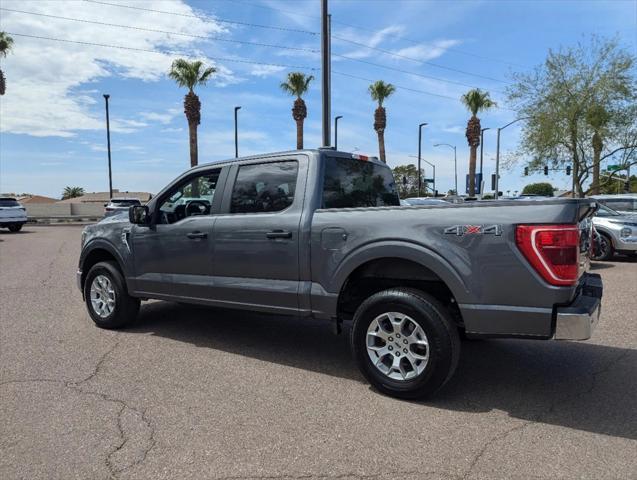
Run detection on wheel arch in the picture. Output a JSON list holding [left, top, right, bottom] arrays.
[[80, 240, 127, 291]]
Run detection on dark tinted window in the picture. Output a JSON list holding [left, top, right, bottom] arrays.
[[111, 199, 141, 206], [603, 199, 636, 212], [0, 198, 20, 207], [231, 161, 298, 213], [322, 157, 400, 208]]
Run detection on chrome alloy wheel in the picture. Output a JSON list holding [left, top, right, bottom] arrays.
[[366, 312, 429, 381], [90, 275, 116, 318]]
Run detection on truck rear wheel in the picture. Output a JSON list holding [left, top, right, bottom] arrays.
[[351, 288, 460, 399], [84, 261, 140, 329]]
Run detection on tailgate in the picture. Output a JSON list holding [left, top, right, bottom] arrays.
[[0, 206, 26, 220]]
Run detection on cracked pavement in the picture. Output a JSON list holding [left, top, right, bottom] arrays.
[[1, 226, 636, 479]]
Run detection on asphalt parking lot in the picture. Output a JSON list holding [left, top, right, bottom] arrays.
[[1, 225, 636, 480]]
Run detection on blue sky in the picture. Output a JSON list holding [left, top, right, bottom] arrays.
[[1, 0, 636, 198]]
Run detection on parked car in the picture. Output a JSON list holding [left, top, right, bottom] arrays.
[[104, 198, 142, 217], [590, 194, 637, 215], [591, 204, 637, 260], [0, 197, 27, 232], [401, 197, 449, 206], [77, 149, 602, 399]]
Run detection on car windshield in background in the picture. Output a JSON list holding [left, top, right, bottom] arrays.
[[601, 199, 637, 213], [111, 199, 141, 206], [322, 157, 400, 209], [0, 198, 20, 207], [596, 204, 621, 217]]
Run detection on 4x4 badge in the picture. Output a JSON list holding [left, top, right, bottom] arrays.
[[444, 225, 502, 236]]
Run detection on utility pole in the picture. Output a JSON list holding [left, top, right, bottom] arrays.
[[234, 106, 241, 158], [103, 94, 113, 199], [321, 1, 331, 147], [334, 115, 342, 150], [418, 122, 427, 196]]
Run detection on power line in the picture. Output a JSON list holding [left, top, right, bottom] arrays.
[[5, 32, 318, 70], [0, 8, 319, 53], [332, 69, 514, 111], [225, 0, 526, 68], [333, 36, 510, 83], [332, 53, 507, 94], [82, 0, 317, 35]]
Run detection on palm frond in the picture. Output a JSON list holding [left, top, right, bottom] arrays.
[[0, 32, 14, 57], [368, 80, 396, 106], [461, 89, 497, 116], [168, 58, 215, 91], [280, 72, 314, 98]]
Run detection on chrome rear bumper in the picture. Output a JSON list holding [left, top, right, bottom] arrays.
[[554, 273, 602, 341]]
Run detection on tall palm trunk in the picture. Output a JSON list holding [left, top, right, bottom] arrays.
[[184, 90, 201, 167], [292, 98, 307, 149], [374, 106, 387, 163], [466, 115, 481, 196], [0, 69, 5, 95], [590, 131, 602, 195]]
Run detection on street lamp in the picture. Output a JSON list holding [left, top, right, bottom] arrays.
[[409, 155, 436, 195], [234, 106, 241, 158], [434, 143, 457, 195], [418, 122, 428, 196], [103, 94, 113, 199], [334, 115, 343, 150], [495, 117, 529, 200]]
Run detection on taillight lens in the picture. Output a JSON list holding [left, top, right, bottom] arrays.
[[515, 224, 580, 286]]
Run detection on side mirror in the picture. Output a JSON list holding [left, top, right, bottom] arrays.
[[129, 205, 150, 225]]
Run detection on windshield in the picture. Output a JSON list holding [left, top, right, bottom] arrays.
[[111, 199, 141, 206], [596, 204, 621, 217]]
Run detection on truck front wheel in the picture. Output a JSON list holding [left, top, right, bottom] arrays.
[[351, 288, 460, 399], [84, 261, 140, 329]]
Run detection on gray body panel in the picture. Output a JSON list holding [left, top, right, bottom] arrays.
[[78, 149, 597, 338]]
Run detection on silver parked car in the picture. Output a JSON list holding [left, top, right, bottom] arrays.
[[591, 204, 637, 260], [401, 197, 450, 206], [590, 194, 637, 215], [104, 198, 142, 217], [0, 197, 28, 232]]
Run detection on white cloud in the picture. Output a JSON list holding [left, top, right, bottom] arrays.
[[140, 107, 182, 125], [250, 65, 286, 78], [0, 0, 225, 137], [392, 39, 462, 61], [336, 25, 406, 60]]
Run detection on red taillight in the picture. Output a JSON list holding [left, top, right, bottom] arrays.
[[515, 224, 580, 286]]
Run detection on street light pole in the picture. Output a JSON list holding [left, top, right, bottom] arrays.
[[434, 143, 457, 195], [103, 94, 113, 199], [479, 127, 490, 179], [408, 155, 436, 195], [334, 115, 342, 150], [234, 106, 241, 158], [495, 117, 528, 200], [418, 122, 427, 196]]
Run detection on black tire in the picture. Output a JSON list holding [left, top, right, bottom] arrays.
[[592, 232, 613, 261], [351, 288, 461, 399], [8, 224, 22, 232], [84, 261, 140, 329]]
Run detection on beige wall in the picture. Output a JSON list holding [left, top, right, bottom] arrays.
[[25, 203, 104, 217]]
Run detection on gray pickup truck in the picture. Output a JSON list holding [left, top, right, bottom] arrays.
[[77, 149, 602, 398]]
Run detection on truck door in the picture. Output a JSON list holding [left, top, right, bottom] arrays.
[[210, 155, 307, 313]]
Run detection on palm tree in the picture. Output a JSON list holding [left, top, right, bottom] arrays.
[[586, 104, 611, 195], [168, 59, 216, 167], [62, 186, 85, 200], [280, 72, 314, 149], [368, 80, 396, 163], [461, 89, 496, 196], [0, 32, 15, 96]]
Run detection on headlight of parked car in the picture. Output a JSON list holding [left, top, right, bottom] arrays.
[[620, 227, 632, 238]]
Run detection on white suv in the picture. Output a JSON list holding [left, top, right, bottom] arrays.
[[0, 197, 27, 232]]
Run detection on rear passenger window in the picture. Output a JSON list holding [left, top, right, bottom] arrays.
[[230, 161, 298, 213], [322, 156, 400, 208]]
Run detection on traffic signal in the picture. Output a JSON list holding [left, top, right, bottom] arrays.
[[566, 166, 571, 175], [524, 167, 529, 176], [491, 173, 496, 190], [543, 165, 549, 175]]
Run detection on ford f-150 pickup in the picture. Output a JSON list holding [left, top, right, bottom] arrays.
[[77, 149, 602, 398]]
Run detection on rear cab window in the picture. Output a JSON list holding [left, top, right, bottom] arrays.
[[322, 156, 400, 209]]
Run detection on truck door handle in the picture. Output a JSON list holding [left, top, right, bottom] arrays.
[[186, 231, 207, 239], [266, 230, 292, 239]]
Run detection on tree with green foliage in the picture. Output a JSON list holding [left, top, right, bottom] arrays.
[[598, 173, 637, 194], [391, 164, 424, 198], [369, 80, 396, 163], [522, 182, 555, 196], [61, 186, 85, 200], [461, 89, 496, 197], [169, 59, 216, 167], [0, 32, 14, 95], [280, 72, 314, 150], [508, 36, 637, 197]]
